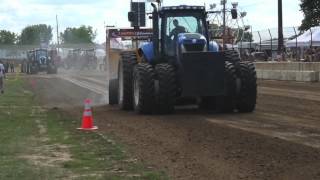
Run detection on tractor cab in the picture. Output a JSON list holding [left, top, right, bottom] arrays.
[[159, 6, 209, 57], [133, 5, 219, 64], [35, 49, 48, 67]]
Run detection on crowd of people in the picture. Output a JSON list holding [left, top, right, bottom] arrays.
[[0, 60, 16, 73], [283, 47, 320, 62], [240, 47, 320, 62], [301, 47, 320, 62], [0, 60, 16, 95], [0, 60, 6, 94]]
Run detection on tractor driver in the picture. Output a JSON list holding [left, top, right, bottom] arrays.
[[169, 19, 186, 41]]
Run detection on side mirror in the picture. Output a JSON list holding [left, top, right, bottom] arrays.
[[128, 12, 135, 22]]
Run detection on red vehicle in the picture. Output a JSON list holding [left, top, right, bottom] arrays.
[[49, 49, 62, 68]]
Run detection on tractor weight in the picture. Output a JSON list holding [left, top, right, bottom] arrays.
[[200, 61, 237, 112]]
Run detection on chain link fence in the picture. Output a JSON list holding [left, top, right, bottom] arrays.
[[239, 27, 320, 62]]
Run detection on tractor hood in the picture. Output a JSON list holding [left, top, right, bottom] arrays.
[[178, 33, 207, 52]]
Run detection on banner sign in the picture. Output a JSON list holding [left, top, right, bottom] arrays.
[[108, 28, 153, 40]]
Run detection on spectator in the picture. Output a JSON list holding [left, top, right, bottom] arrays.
[[10, 62, 14, 73], [315, 48, 320, 62], [5, 61, 9, 73], [0, 60, 5, 94]]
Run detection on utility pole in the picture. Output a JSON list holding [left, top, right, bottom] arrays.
[[222, 0, 226, 49], [56, 15, 59, 51], [278, 0, 284, 56]]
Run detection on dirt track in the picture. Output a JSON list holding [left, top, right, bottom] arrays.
[[30, 69, 320, 180]]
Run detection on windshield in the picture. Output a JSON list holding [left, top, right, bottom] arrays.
[[164, 13, 205, 56], [166, 16, 205, 36]]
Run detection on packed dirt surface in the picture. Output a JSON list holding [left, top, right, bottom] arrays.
[[29, 69, 320, 180]]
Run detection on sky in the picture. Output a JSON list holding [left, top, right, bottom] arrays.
[[0, 0, 304, 43]]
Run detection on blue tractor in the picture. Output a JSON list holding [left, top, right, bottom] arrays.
[[27, 49, 57, 74], [109, 4, 257, 114]]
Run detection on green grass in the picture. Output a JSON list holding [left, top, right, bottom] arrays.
[[0, 75, 167, 180]]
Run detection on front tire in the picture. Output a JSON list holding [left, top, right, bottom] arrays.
[[224, 50, 241, 63], [236, 62, 257, 113], [109, 79, 119, 105], [30, 65, 38, 74], [133, 63, 156, 114], [155, 63, 177, 114], [217, 61, 237, 112], [118, 52, 137, 110]]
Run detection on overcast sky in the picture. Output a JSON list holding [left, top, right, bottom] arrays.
[[0, 0, 303, 43]]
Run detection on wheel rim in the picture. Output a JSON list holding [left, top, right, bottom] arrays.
[[118, 61, 124, 104], [133, 75, 140, 107]]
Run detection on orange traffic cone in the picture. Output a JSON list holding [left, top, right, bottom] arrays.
[[78, 99, 98, 130]]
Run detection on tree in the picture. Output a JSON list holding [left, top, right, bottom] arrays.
[[19, 24, 53, 45], [0, 30, 17, 45], [60, 25, 96, 44], [299, 0, 320, 31]]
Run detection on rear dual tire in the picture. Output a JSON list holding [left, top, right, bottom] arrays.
[[222, 51, 257, 113], [236, 62, 257, 112]]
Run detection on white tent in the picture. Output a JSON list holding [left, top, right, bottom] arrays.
[[286, 27, 320, 47]]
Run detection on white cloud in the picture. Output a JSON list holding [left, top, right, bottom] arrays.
[[0, 0, 303, 43]]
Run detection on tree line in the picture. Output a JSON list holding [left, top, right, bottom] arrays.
[[299, 0, 320, 31], [0, 24, 96, 45]]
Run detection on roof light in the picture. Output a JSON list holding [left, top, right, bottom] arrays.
[[161, 6, 205, 11]]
